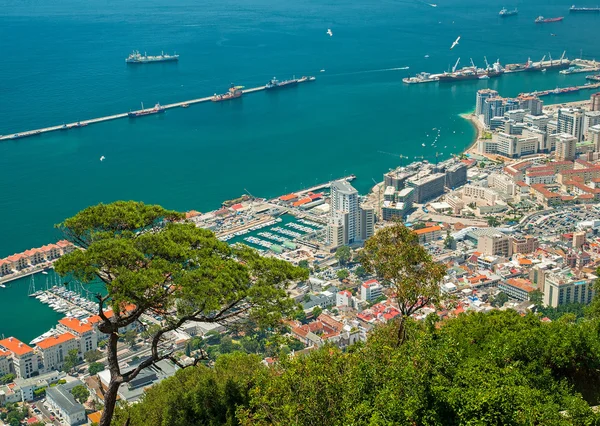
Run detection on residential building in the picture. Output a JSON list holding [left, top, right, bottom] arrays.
[[35, 333, 79, 373], [499, 278, 536, 301], [590, 125, 600, 152], [522, 127, 547, 152], [518, 95, 544, 115], [46, 380, 87, 426], [407, 173, 446, 203], [512, 235, 538, 254], [543, 269, 596, 308], [0, 338, 39, 379], [487, 173, 515, 196], [557, 108, 585, 142], [524, 114, 549, 132], [57, 318, 98, 355], [554, 133, 578, 161], [591, 92, 600, 112], [462, 184, 497, 206], [336, 290, 353, 307], [476, 89, 498, 116], [478, 234, 512, 257], [328, 180, 359, 245], [495, 133, 539, 158], [0, 350, 11, 376], [573, 231, 586, 249], [358, 206, 374, 241], [445, 163, 468, 189], [414, 226, 442, 244], [13, 370, 65, 402], [583, 111, 600, 139], [361, 279, 383, 302], [383, 170, 416, 190]]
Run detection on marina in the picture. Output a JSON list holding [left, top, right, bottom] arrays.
[[0, 79, 314, 142]]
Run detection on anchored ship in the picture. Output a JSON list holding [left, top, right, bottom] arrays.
[[212, 85, 243, 102], [265, 77, 299, 89], [535, 16, 564, 23], [402, 72, 439, 84], [437, 58, 503, 83], [499, 7, 518, 16], [126, 50, 179, 64], [127, 102, 165, 118], [569, 5, 600, 12]]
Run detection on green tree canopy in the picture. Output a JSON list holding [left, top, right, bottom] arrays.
[[84, 349, 103, 363], [487, 216, 500, 227], [335, 246, 352, 265], [62, 349, 79, 373], [336, 269, 349, 281], [70, 384, 90, 404], [88, 362, 105, 376], [54, 201, 307, 426], [361, 223, 446, 344]]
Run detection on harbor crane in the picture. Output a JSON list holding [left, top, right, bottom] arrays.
[[484, 56, 490, 69], [470, 58, 476, 69], [452, 57, 460, 73]]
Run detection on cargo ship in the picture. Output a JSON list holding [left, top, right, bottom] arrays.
[[402, 72, 439, 84], [586, 74, 600, 81], [569, 5, 600, 12], [499, 7, 518, 16], [535, 16, 564, 23], [437, 58, 503, 83], [265, 77, 299, 90], [126, 50, 179, 64], [127, 102, 165, 118], [212, 85, 243, 102]]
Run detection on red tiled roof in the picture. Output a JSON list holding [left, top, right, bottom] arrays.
[[36, 332, 76, 350], [59, 317, 93, 334], [185, 210, 201, 218], [279, 193, 298, 201], [515, 181, 529, 187], [292, 197, 312, 207], [506, 278, 535, 293], [0, 337, 33, 356], [414, 225, 441, 235], [6, 254, 26, 262], [0, 349, 10, 357], [56, 240, 73, 248], [231, 203, 244, 210]]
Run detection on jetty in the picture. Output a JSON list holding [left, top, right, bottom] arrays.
[[519, 82, 600, 98], [0, 82, 311, 142]]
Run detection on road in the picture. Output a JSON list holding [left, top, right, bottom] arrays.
[[35, 400, 61, 426]]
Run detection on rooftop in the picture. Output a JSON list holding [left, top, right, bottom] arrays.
[[331, 180, 357, 195], [59, 317, 93, 334], [36, 332, 76, 350], [46, 380, 86, 416], [0, 337, 33, 356]]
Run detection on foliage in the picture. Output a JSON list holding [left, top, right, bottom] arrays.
[[0, 403, 27, 426], [538, 303, 587, 321], [361, 222, 446, 343], [84, 349, 103, 363], [89, 362, 105, 375], [298, 260, 309, 270], [354, 266, 367, 277], [444, 230, 455, 249], [33, 387, 46, 397], [335, 246, 352, 265], [122, 311, 600, 426], [122, 330, 138, 347], [336, 269, 349, 280], [486, 216, 500, 227], [412, 222, 427, 230], [113, 353, 262, 426], [54, 201, 307, 426], [529, 289, 544, 307], [62, 348, 80, 373], [312, 306, 322, 319], [71, 384, 90, 404], [491, 291, 509, 307], [0, 373, 15, 384]]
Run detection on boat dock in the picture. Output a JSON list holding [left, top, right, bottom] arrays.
[[0, 82, 310, 142], [519, 82, 600, 98]]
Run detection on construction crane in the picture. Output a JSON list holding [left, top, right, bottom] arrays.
[[452, 57, 460, 73]]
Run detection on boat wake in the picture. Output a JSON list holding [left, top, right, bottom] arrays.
[[326, 66, 410, 77]]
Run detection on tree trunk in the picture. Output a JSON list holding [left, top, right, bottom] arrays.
[[396, 315, 407, 346], [99, 379, 122, 426], [99, 332, 122, 426]]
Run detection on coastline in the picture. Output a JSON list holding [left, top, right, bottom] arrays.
[[459, 110, 483, 155]]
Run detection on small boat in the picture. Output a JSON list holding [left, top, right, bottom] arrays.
[[479, 75, 490, 79], [0, 284, 6, 289], [541, 68, 547, 72], [181, 103, 189, 108]]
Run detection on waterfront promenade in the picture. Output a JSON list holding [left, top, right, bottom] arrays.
[[0, 83, 305, 141]]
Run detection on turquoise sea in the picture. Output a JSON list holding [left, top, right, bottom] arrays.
[[1, 0, 600, 340]]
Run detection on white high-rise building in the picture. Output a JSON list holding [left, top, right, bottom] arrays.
[[557, 108, 585, 142], [327, 181, 374, 247], [329, 181, 359, 245], [555, 133, 577, 161]]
